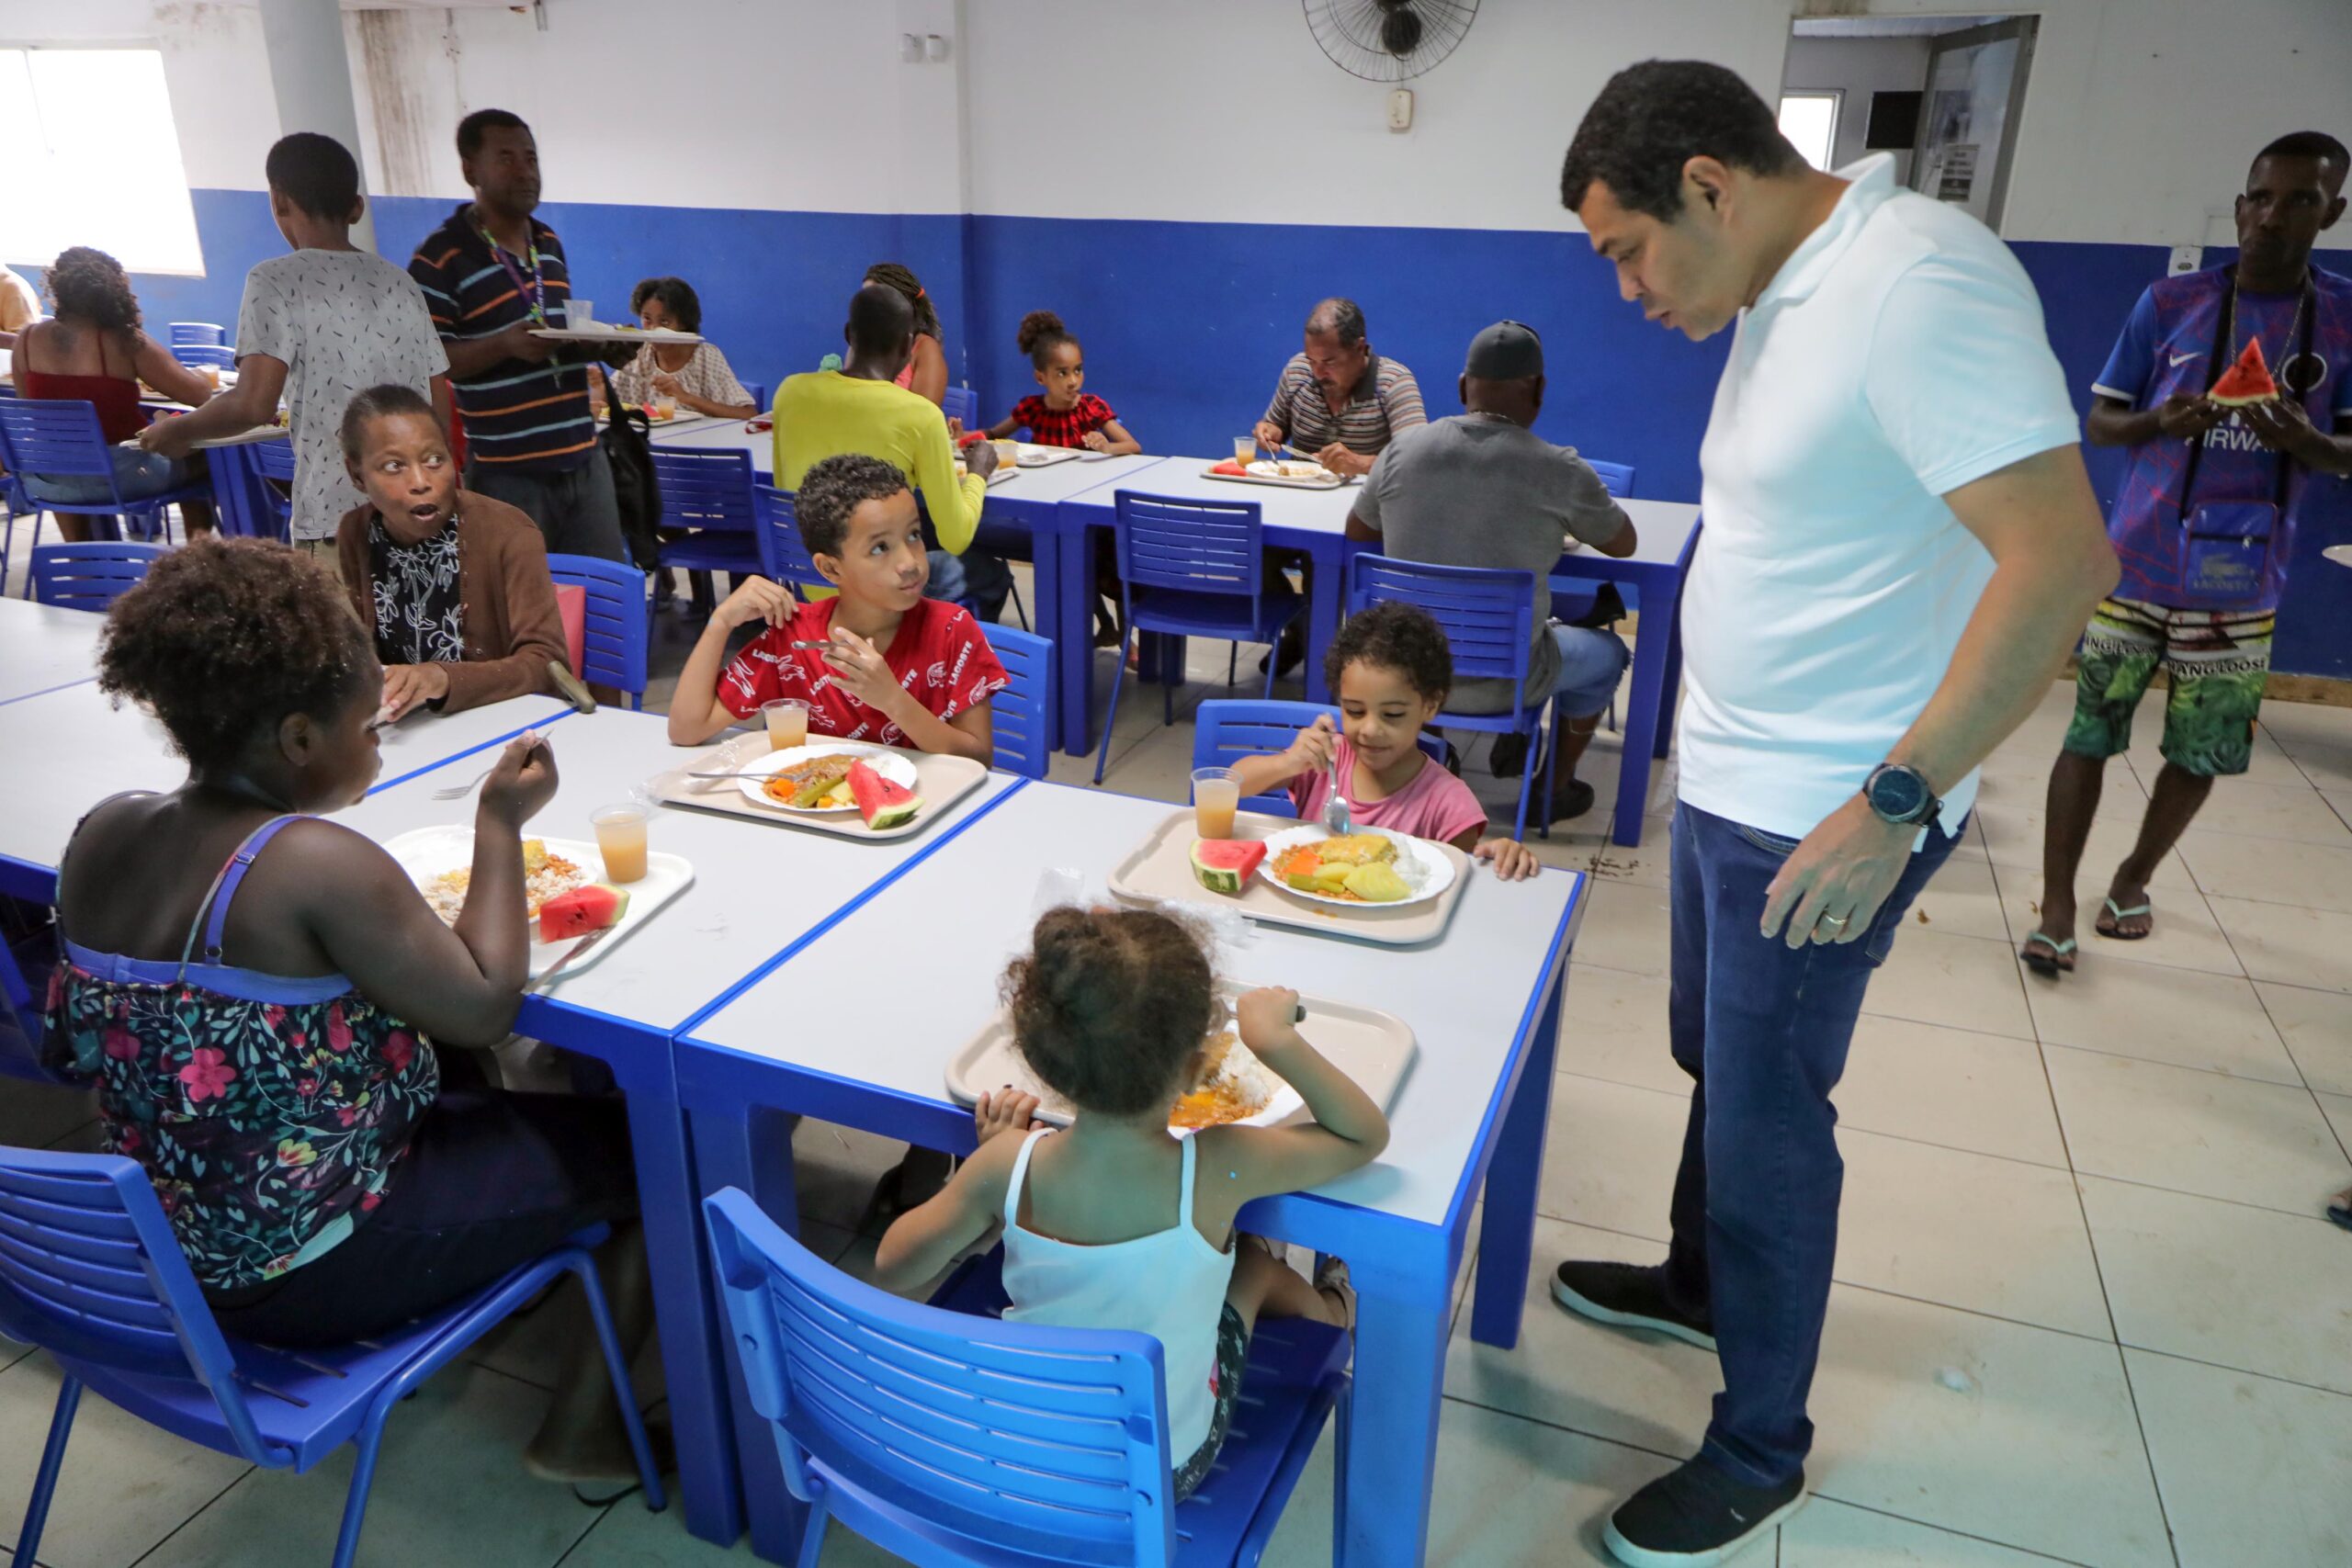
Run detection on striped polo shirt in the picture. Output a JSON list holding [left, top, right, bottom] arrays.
[[409, 204, 594, 472], [1260, 351, 1427, 456]]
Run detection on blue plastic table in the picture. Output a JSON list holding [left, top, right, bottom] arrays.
[[674, 782, 1586, 1566], [338, 710, 1027, 1549]]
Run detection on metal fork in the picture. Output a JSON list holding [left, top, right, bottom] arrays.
[[430, 764, 496, 802], [1322, 749, 1352, 837]]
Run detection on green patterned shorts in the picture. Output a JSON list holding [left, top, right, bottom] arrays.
[[2064, 597, 2273, 777]]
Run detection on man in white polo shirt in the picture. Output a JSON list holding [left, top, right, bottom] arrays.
[[1548, 62, 2118, 1565]]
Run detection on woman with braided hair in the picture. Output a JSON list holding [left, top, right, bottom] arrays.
[[862, 261, 949, 407]]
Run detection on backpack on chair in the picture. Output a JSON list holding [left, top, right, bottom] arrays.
[[596, 365, 662, 571]]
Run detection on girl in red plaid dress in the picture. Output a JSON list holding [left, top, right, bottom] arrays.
[[987, 310, 1142, 456]]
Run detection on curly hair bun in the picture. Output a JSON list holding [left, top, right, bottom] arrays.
[[1015, 310, 1067, 356], [1002, 907, 1217, 1119], [97, 538, 370, 772]]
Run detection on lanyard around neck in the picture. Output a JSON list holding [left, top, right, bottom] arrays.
[[2177, 272, 2318, 514], [475, 211, 545, 323]]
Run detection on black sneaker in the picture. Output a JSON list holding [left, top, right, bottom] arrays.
[[1491, 732, 1531, 778], [1551, 1260, 1715, 1350], [1603, 1457, 1804, 1567]]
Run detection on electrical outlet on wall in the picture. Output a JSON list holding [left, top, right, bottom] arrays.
[[2169, 245, 2202, 276], [1386, 88, 1414, 132]]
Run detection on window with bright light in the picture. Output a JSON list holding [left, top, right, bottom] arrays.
[[1778, 92, 1841, 173], [0, 48, 206, 276]]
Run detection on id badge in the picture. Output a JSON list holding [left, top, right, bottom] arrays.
[[2178, 502, 2278, 608]]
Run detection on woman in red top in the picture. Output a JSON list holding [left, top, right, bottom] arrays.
[[13, 247, 220, 540], [666, 453, 1008, 760]]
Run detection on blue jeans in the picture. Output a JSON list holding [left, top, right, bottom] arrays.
[[1660, 801, 1961, 1487], [20, 447, 196, 506], [1550, 625, 1631, 718]]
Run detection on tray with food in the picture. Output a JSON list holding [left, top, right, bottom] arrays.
[[529, 323, 704, 344], [1199, 457, 1355, 490], [644, 737, 990, 841], [945, 983, 1416, 1133], [382, 829, 693, 983], [597, 405, 725, 433], [1107, 810, 1468, 945]]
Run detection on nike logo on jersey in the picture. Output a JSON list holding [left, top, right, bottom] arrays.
[[2168, 352, 2202, 367]]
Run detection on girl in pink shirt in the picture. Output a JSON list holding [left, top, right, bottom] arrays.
[[1231, 602, 1539, 878]]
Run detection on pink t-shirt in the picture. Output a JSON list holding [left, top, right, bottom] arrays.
[[1287, 736, 1487, 848]]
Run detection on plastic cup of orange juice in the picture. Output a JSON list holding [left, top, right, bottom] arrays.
[[1191, 767, 1241, 840], [761, 697, 810, 751], [590, 805, 650, 884], [1234, 435, 1257, 467]]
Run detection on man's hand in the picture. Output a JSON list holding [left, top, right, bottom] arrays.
[[2239, 396, 2324, 462], [1287, 713, 1340, 774], [1758, 794, 1917, 950], [973, 1089, 1043, 1145], [2154, 394, 2223, 442], [136, 415, 191, 459], [1315, 442, 1372, 478], [1252, 420, 1286, 454], [711, 576, 796, 634], [501, 319, 552, 364], [822, 627, 903, 713], [380, 662, 452, 721], [967, 439, 1001, 479]]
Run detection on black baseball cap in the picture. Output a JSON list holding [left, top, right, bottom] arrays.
[[1464, 320, 1544, 380]]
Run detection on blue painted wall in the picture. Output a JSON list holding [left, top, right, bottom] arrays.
[[26, 193, 2350, 675]]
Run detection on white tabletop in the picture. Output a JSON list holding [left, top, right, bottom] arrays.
[[685, 781, 1579, 1230], [647, 419, 770, 460], [643, 423, 1159, 517], [339, 706, 1023, 1031], [1583, 497, 1702, 570], [1075, 457, 1364, 536], [0, 599, 105, 704], [0, 685, 571, 879]]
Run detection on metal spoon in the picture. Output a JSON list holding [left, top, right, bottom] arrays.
[[1322, 748, 1353, 837]]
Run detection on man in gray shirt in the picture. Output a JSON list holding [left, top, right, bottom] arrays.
[[1347, 321, 1637, 820]]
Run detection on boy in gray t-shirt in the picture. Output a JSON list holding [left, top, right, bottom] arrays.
[[140, 134, 447, 570], [1346, 321, 1636, 819]]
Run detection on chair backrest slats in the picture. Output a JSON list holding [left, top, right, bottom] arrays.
[[706, 1189, 1177, 1566], [252, 439, 297, 485], [1114, 491, 1263, 599], [940, 386, 978, 429], [984, 626, 1052, 781], [1193, 697, 1447, 818], [751, 485, 831, 594], [0, 399, 120, 480], [31, 543, 164, 612], [1584, 457, 1634, 499], [1346, 554, 1537, 688], [544, 553, 650, 697], [650, 449, 757, 533], [167, 322, 226, 348]]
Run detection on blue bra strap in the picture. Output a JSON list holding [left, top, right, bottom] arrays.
[[180, 816, 306, 975]]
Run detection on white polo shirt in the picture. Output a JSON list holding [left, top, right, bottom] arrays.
[[1678, 154, 2080, 841]]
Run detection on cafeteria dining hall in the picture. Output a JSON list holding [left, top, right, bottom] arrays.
[[4, 3, 2352, 1566]]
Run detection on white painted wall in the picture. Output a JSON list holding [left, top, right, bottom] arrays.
[[6, 0, 2347, 251], [1781, 34, 1930, 181]]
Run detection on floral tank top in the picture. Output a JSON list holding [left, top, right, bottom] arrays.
[[41, 811, 440, 1292]]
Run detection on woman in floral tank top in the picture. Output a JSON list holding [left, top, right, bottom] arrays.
[[41, 537, 651, 1490]]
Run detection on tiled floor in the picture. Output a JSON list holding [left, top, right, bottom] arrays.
[[6, 536, 2352, 1565]]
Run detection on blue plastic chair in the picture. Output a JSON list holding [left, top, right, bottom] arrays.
[[1094, 491, 1303, 786], [246, 436, 297, 541], [0, 914, 61, 1083], [1348, 553, 1556, 840], [1551, 457, 1634, 624], [167, 322, 226, 349], [171, 343, 237, 372], [986, 626, 1054, 780], [547, 552, 650, 709], [704, 1189, 1347, 1568], [0, 400, 207, 592], [1193, 698, 1447, 818], [940, 385, 978, 430], [31, 542, 162, 612], [0, 1147, 665, 1568], [652, 446, 762, 618], [751, 484, 832, 599], [741, 381, 769, 418]]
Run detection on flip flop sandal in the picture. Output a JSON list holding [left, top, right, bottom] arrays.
[[2020, 931, 2078, 976], [2328, 1192, 2352, 1235], [1313, 1255, 1357, 1333], [2098, 897, 2154, 942]]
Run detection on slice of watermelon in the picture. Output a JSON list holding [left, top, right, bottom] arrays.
[[1210, 458, 1249, 476], [2208, 337, 2279, 406], [848, 759, 922, 830], [539, 883, 629, 943], [1189, 839, 1268, 894]]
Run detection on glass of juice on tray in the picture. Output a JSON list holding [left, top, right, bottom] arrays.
[[761, 697, 810, 751], [1191, 767, 1241, 840], [1234, 435, 1257, 467], [591, 805, 650, 884], [650, 391, 677, 421]]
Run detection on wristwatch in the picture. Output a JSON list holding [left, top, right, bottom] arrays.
[[1862, 762, 1941, 831]]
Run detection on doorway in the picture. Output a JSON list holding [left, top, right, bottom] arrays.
[[1779, 13, 2040, 231]]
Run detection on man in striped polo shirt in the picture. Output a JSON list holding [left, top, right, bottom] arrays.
[[409, 108, 627, 562], [1252, 297, 1426, 479]]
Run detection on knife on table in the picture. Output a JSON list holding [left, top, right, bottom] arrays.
[[528, 925, 613, 993]]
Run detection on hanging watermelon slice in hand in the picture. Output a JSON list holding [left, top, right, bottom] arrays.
[[2207, 338, 2280, 406]]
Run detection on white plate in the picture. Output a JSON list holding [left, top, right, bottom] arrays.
[[1248, 458, 1335, 482], [1256, 823, 1456, 911], [732, 743, 921, 815], [381, 827, 693, 983]]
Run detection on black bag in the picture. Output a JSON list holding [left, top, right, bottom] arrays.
[[595, 365, 662, 571]]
